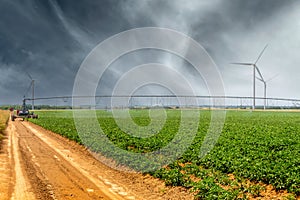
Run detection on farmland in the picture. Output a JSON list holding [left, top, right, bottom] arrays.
[[30, 110, 300, 199], [0, 110, 9, 141]]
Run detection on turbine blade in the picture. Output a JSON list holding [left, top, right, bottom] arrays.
[[255, 76, 264, 82], [254, 44, 268, 65], [230, 62, 253, 66], [254, 65, 265, 81], [26, 71, 33, 80], [266, 73, 279, 82], [24, 82, 32, 97]]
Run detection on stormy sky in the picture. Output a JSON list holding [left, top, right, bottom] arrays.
[[1, 0, 300, 105]]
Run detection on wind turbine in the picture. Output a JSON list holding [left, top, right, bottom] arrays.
[[256, 73, 279, 110], [231, 44, 268, 110], [26, 72, 35, 110]]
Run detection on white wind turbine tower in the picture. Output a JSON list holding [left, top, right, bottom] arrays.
[[256, 73, 279, 110], [26, 72, 35, 111], [231, 44, 268, 110]]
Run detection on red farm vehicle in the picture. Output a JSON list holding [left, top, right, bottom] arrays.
[[10, 98, 38, 121]]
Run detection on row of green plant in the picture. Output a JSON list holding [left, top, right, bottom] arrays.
[[30, 110, 300, 199]]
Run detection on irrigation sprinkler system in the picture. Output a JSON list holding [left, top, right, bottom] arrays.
[[21, 95, 300, 110]]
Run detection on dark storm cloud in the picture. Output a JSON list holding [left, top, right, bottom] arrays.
[[0, 0, 130, 103], [0, 0, 299, 104], [0, 0, 82, 95]]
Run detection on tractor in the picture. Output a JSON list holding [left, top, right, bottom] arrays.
[[10, 98, 38, 121]]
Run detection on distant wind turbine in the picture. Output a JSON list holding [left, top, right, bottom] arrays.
[[231, 44, 268, 110], [256, 73, 279, 110], [26, 72, 35, 110]]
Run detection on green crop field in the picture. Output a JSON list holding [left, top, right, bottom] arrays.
[[30, 110, 300, 199]]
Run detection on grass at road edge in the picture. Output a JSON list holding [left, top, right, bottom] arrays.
[[0, 110, 10, 143]]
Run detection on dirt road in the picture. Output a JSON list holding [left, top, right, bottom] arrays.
[[0, 120, 192, 200]]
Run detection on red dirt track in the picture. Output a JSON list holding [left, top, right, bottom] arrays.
[[0, 119, 192, 200]]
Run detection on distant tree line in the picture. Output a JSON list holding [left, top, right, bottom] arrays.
[[0, 105, 72, 110]]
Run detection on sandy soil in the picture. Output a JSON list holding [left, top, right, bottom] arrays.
[[0, 119, 193, 200]]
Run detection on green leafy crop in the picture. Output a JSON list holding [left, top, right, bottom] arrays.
[[30, 110, 300, 199]]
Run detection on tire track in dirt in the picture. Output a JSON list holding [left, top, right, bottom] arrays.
[[9, 121, 36, 200], [14, 120, 127, 200], [3, 119, 193, 200]]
